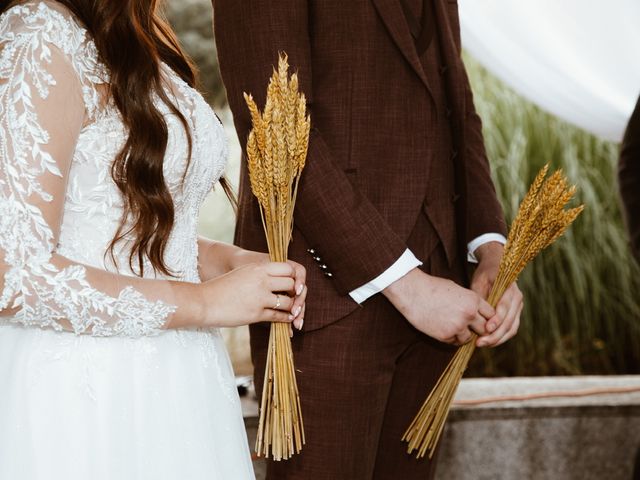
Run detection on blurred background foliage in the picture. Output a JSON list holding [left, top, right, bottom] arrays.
[[165, 0, 227, 108], [167, 1, 640, 376], [463, 54, 640, 376]]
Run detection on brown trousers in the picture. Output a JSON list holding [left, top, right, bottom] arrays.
[[250, 217, 464, 479]]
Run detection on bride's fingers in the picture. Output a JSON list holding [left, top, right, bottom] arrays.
[[267, 276, 295, 294], [297, 284, 308, 303], [264, 262, 295, 277], [290, 285, 307, 317], [293, 304, 306, 331], [265, 292, 295, 313], [262, 308, 294, 323], [287, 260, 307, 296]]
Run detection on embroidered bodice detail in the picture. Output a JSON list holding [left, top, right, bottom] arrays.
[[0, 1, 228, 336]]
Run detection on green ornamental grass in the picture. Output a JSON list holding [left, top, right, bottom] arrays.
[[465, 54, 640, 376]]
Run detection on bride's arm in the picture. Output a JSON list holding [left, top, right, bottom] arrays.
[[197, 237, 275, 280], [197, 237, 244, 281], [0, 32, 180, 335], [0, 15, 301, 336]]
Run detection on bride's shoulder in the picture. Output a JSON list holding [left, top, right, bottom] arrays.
[[0, 1, 107, 117], [0, 0, 89, 50]]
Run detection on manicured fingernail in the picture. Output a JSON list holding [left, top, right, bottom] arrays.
[[297, 284, 304, 296], [294, 318, 304, 331], [293, 306, 302, 317]]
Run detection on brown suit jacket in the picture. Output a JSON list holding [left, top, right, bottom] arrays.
[[620, 95, 640, 261], [213, 0, 506, 331]]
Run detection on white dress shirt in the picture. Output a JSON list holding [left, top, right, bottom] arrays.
[[349, 233, 507, 303]]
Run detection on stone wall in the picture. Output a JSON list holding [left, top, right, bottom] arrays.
[[438, 376, 640, 480]]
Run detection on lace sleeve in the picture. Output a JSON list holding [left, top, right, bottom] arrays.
[[0, 6, 177, 337]]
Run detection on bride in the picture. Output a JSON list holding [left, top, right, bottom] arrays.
[[0, 0, 307, 478]]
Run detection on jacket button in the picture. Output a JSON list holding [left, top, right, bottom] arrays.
[[307, 248, 316, 255], [314, 256, 322, 263], [324, 272, 333, 278]]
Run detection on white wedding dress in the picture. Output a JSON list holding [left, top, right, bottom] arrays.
[[0, 1, 254, 479]]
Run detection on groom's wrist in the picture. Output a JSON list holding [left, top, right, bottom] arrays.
[[473, 241, 504, 264], [382, 267, 425, 304], [349, 249, 422, 303]]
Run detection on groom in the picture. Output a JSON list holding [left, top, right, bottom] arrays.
[[213, 0, 523, 478]]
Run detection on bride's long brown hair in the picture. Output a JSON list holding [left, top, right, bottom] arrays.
[[1, 0, 233, 277]]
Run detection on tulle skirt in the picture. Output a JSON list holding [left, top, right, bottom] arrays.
[[0, 323, 254, 480]]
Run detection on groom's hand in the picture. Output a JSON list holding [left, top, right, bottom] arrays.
[[470, 242, 524, 348], [383, 268, 495, 345]]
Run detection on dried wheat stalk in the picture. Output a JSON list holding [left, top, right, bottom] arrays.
[[244, 53, 310, 461], [402, 165, 584, 459]]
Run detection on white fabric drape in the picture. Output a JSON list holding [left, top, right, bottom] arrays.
[[459, 0, 640, 142]]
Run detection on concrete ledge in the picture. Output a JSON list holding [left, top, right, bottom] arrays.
[[243, 376, 640, 479], [439, 376, 640, 480]]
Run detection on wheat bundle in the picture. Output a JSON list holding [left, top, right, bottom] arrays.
[[244, 53, 310, 461], [402, 165, 584, 459]]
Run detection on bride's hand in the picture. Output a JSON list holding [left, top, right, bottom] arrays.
[[229, 249, 307, 329], [197, 261, 307, 329]]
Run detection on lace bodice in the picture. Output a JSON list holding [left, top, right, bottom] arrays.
[[0, 1, 228, 336]]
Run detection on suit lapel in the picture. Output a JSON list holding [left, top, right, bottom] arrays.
[[372, 0, 434, 98]]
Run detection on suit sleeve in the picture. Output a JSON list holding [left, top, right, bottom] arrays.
[[213, 0, 408, 295], [619, 96, 640, 260], [460, 66, 508, 242]]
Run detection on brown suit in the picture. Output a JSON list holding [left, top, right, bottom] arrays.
[[620, 96, 640, 262], [214, 0, 505, 478]]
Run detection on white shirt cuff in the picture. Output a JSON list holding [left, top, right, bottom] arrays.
[[349, 249, 422, 304], [467, 233, 507, 263]]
